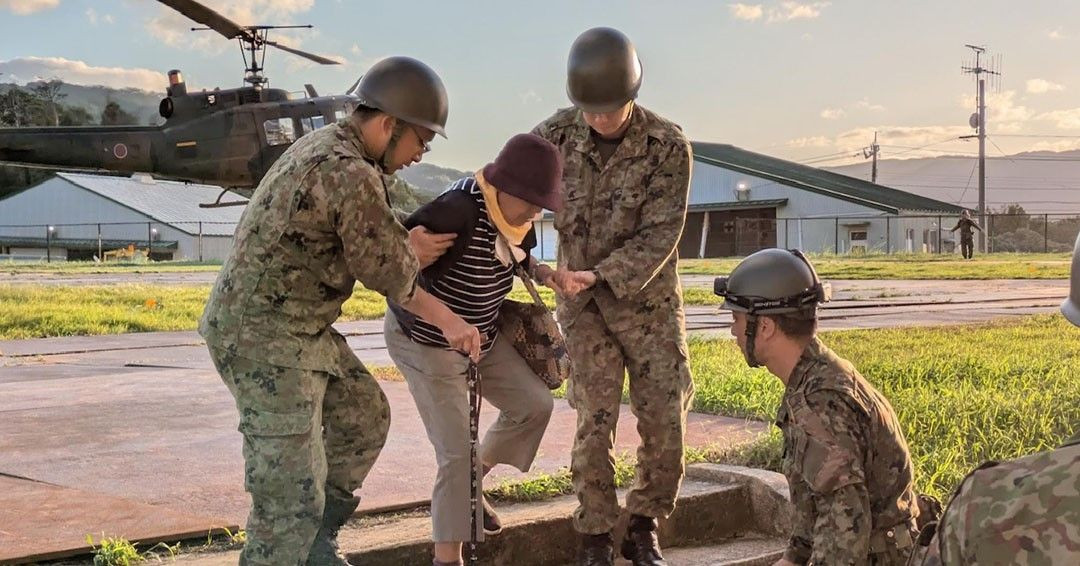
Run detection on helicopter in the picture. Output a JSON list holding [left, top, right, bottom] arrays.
[[0, 0, 361, 206]]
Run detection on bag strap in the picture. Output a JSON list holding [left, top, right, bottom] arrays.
[[499, 233, 546, 309]]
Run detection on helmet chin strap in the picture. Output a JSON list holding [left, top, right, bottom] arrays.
[[743, 313, 762, 368], [379, 120, 407, 172]]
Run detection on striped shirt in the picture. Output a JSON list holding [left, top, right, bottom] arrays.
[[409, 177, 516, 354]]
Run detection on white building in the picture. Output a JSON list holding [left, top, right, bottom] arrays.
[[0, 173, 244, 261], [533, 143, 965, 260]]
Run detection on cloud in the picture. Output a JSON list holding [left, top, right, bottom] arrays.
[[519, 89, 541, 105], [835, 125, 971, 154], [855, 98, 885, 111], [820, 107, 845, 120], [1026, 78, 1065, 94], [0, 0, 58, 15], [1036, 108, 1080, 129], [1030, 139, 1080, 152], [728, 3, 763, 21], [350, 43, 362, 56], [0, 56, 166, 92], [959, 90, 1032, 130], [786, 136, 831, 148], [1048, 28, 1065, 40], [767, 1, 830, 23], [147, 0, 317, 53]]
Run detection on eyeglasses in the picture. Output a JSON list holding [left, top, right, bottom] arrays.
[[409, 124, 432, 154]]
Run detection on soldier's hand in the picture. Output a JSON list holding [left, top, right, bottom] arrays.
[[408, 226, 456, 269], [559, 270, 597, 297], [535, 264, 564, 294], [441, 315, 481, 362]]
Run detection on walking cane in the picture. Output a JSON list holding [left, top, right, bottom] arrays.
[[466, 360, 483, 566]]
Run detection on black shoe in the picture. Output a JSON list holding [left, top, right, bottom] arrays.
[[306, 495, 360, 566], [482, 494, 502, 536], [578, 532, 614, 566], [620, 515, 667, 566]]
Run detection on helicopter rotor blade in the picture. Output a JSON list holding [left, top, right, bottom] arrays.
[[156, 0, 248, 40], [264, 40, 341, 65]]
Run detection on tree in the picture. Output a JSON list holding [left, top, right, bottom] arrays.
[[28, 80, 66, 127], [0, 88, 41, 127], [58, 105, 94, 126], [100, 100, 139, 125], [992, 203, 1030, 235]]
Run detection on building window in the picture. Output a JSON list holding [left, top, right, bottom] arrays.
[[264, 117, 296, 146], [849, 230, 868, 241]]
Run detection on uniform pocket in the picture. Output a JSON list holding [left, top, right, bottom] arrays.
[[238, 409, 314, 437]]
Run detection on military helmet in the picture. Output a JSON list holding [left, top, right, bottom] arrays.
[[714, 248, 831, 320], [1061, 232, 1080, 327], [566, 27, 643, 113], [354, 56, 449, 138]]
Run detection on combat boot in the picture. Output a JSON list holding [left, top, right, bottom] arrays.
[[578, 532, 614, 566], [306, 494, 360, 566], [620, 515, 667, 566]]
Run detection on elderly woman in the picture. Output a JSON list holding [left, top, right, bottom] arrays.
[[385, 133, 563, 566]]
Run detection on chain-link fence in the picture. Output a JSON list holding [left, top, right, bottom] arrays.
[[3, 212, 1078, 263], [0, 220, 239, 262]]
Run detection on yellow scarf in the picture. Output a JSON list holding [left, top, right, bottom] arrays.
[[475, 170, 531, 245]]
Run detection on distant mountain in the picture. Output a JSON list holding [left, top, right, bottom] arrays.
[[397, 162, 474, 199], [824, 150, 1080, 214], [0, 81, 163, 126]]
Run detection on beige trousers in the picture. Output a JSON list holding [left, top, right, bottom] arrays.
[[383, 310, 555, 542]]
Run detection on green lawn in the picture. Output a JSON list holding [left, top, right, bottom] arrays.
[[687, 314, 1080, 498], [3, 252, 1071, 280], [680, 252, 1071, 280]]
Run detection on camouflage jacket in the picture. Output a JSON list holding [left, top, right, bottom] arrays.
[[915, 435, 1080, 566], [532, 104, 692, 330], [199, 118, 418, 372], [777, 338, 919, 565]]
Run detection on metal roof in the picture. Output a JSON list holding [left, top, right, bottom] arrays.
[[55, 173, 245, 236], [691, 143, 965, 214]]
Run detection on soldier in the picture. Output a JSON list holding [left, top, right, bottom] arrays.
[[531, 27, 695, 566], [908, 233, 1080, 566], [199, 56, 481, 566], [714, 248, 921, 566], [949, 210, 983, 260]]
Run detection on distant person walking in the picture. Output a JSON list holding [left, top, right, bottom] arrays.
[[950, 210, 983, 259]]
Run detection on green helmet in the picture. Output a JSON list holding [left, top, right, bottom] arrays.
[[715, 248, 831, 320], [355, 56, 449, 137], [1061, 232, 1080, 327], [566, 27, 642, 113], [715, 249, 831, 367]]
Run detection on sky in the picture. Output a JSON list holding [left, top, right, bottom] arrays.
[[3, 0, 1080, 171]]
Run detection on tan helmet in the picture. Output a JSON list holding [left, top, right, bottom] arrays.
[[354, 56, 449, 137], [1061, 232, 1080, 327]]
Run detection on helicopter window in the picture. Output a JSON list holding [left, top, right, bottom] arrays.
[[334, 109, 348, 122], [311, 115, 326, 129], [264, 117, 296, 146]]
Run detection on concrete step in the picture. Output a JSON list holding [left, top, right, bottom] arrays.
[[649, 537, 786, 566], [174, 463, 794, 566]]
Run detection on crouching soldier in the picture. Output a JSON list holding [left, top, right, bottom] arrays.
[[715, 249, 920, 565]]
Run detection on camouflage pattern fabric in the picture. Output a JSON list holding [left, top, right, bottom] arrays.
[[532, 104, 695, 535], [209, 337, 390, 566], [777, 337, 919, 565], [911, 436, 1080, 566], [200, 117, 419, 373], [200, 116, 414, 563]]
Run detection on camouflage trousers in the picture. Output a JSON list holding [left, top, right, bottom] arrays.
[[564, 301, 695, 535], [209, 335, 391, 566]]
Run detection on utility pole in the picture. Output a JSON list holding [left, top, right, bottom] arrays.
[[960, 44, 1001, 254], [861, 131, 880, 183]]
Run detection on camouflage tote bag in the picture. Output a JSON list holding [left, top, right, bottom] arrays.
[[497, 264, 572, 390]]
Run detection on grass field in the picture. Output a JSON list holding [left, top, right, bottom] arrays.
[[2, 252, 1071, 280], [687, 314, 1080, 498], [0, 283, 726, 340]]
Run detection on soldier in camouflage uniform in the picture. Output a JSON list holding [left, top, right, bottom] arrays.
[[200, 57, 481, 566], [715, 249, 921, 566], [531, 27, 695, 566], [908, 233, 1080, 566]]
